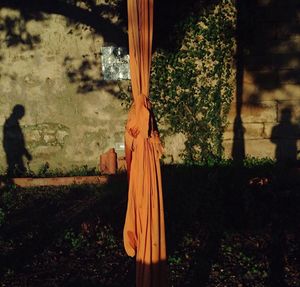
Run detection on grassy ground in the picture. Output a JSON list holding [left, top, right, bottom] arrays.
[[0, 165, 299, 287]]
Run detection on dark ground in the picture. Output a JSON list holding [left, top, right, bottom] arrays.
[[0, 165, 299, 287]]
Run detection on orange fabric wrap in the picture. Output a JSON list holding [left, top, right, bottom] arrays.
[[124, 0, 167, 286]]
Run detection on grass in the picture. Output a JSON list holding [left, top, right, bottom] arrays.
[[0, 164, 299, 287]]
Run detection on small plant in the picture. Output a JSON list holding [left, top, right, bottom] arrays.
[[1, 191, 14, 210], [96, 225, 117, 249], [33, 164, 98, 177], [66, 165, 97, 177], [37, 162, 50, 177], [243, 156, 275, 168], [64, 229, 87, 251], [0, 208, 5, 226], [168, 255, 182, 266], [3, 268, 15, 279]]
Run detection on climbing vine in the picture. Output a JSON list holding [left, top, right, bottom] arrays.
[[118, 0, 236, 164]]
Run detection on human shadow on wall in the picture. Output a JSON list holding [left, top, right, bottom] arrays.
[[271, 107, 300, 167], [268, 107, 300, 287], [233, 0, 300, 164], [3, 104, 32, 177]]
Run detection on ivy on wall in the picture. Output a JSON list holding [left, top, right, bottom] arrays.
[[119, 0, 236, 164]]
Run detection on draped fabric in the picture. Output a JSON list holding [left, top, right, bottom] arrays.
[[123, 0, 167, 286]]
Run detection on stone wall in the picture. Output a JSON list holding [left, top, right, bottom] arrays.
[[223, 0, 300, 161], [1, 1, 300, 173], [0, 6, 127, 173]]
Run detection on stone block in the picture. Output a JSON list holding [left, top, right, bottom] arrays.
[[263, 123, 275, 139], [245, 70, 280, 91], [273, 53, 300, 70], [264, 122, 300, 140], [271, 35, 300, 54], [249, 84, 300, 102], [244, 55, 273, 71], [278, 69, 300, 85], [223, 139, 276, 159], [224, 123, 265, 140], [228, 101, 277, 124], [277, 100, 300, 123]]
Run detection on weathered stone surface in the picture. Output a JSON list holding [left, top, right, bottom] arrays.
[[261, 123, 274, 139], [224, 123, 265, 140], [34, 146, 62, 156], [44, 134, 56, 144], [163, 133, 186, 164], [1, 4, 299, 167], [225, 120, 300, 142], [224, 138, 300, 161], [223, 139, 276, 159], [228, 101, 277, 124], [56, 130, 70, 145], [278, 69, 300, 84], [24, 129, 41, 143], [261, 86, 300, 101], [0, 8, 127, 172], [271, 35, 300, 53], [277, 100, 300, 123], [243, 80, 300, 102], [272, 53, 300, 70]]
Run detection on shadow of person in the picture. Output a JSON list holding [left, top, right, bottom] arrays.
[[2, 105, 32, 177], [271, 107, 300, 167], [268, 107, 300, 287]]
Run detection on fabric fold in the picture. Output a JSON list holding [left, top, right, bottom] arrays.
[[123, 0, 167, 286]]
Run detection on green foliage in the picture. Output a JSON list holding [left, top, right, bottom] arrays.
[[64, 165, 97, 177], [35, 164, 98, 177], [222, 240, 268, 282], [166, 156, 275, 169], [1, 191, 15, 210], [96, 225, 119, 259], [168, 255, 182, 265], [61, 224, 118, 254], [150, 0, 236, 164], [0, 168, 299, 286], [243, 156, 275, 168], [0, 164, 99, 178], [116, 81, 132, 109], [0, 208, 5, 226], [63, 229, 87, 251]]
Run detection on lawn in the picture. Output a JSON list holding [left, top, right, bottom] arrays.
[[0, 165, 299, 287]]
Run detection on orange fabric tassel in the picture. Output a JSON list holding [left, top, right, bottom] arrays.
[[124, 0, 167, 286]]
